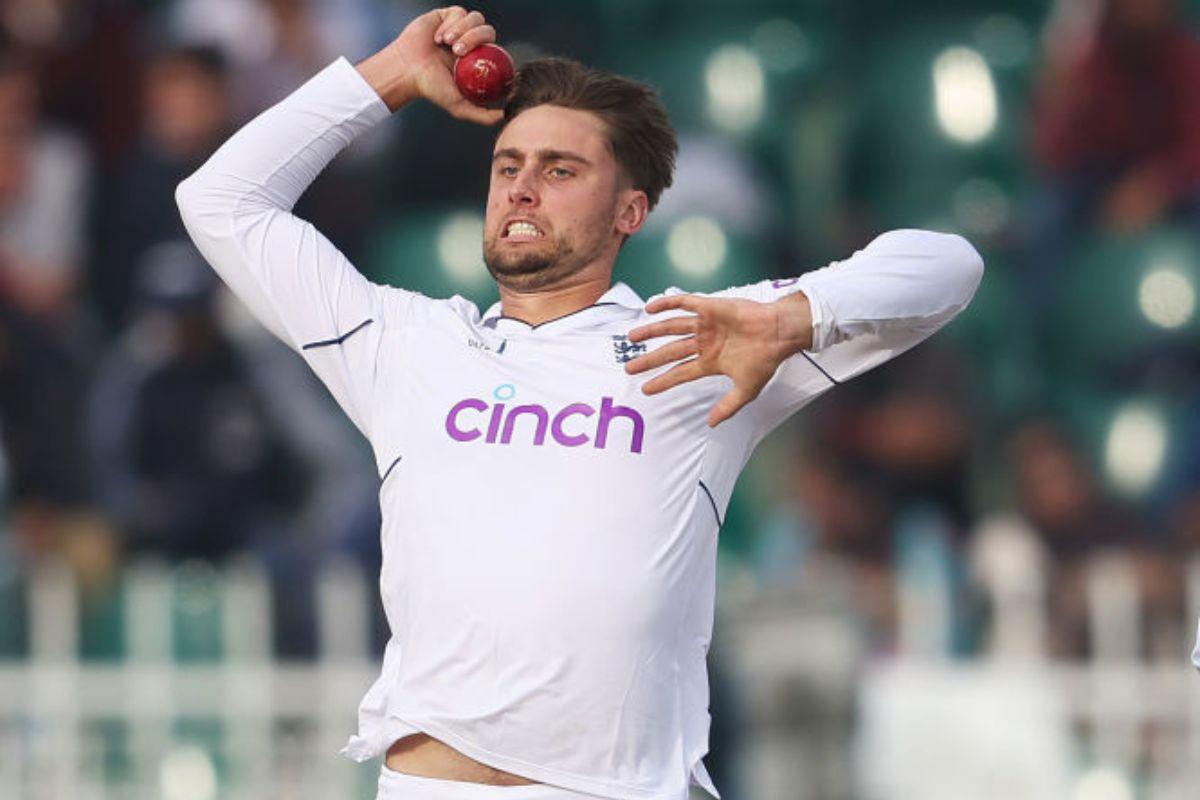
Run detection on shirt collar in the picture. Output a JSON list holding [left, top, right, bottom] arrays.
[[480, 281, 645, 330]]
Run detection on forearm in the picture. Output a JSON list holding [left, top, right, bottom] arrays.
[[355, 45, 419, 112], [177, 57, 389, 218], [794, 229, 984, 351]]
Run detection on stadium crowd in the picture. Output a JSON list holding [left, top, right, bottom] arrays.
[[0, 0, 1198, 675]]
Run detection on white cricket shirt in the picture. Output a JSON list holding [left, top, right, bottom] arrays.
[[177, 57, 984, 800]]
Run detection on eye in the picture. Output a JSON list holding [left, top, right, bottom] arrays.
[[548, 166, 574, 179], [497, 164, 519, 178]]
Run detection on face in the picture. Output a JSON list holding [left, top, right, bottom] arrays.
[[484, 105, 646, 291], [146, 59, 229, 158]]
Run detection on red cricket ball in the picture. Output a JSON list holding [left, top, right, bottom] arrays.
[[454, 43, 516, 107]]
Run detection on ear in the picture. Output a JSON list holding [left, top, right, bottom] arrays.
[[614, 189, 649, 237]]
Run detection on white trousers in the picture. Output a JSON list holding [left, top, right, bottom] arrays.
[[375, 764, 608, 800]]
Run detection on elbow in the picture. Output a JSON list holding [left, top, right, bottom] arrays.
[[175, 171, 206, 231], [175, 167, 235, 242], [874, 229, 985, 289], [955, 237, 984, 303], [945, 235, 984, 284], [946, 233, 985, 304]]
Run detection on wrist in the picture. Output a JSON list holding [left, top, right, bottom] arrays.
[[356, 44, 420, 112], [773, 291, 814, 359]]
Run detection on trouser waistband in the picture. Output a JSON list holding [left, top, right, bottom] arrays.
[[376, 764, 608, 800]]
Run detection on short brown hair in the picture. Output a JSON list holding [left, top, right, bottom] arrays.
[[502, 58, 677, 210]]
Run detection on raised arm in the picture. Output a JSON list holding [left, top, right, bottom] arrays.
[[625, 229, 984, 430], [174, 7, 502, 438]]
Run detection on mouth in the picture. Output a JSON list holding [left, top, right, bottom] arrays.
[[501, 219, 546, 242]]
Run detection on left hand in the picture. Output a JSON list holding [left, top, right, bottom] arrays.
[[624, 292, 813, 427]]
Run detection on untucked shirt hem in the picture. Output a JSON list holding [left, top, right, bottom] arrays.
[[341, 713, 691, 800]]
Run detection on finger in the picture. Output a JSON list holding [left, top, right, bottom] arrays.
[[434, 6, 469, 43], [644, 294, 705, 315], [640, 358, 707, 396], [448, 100, 504, 126], [627, 315, 697, 343], [441, 9, 485, 47], [450, 24, 496, 56], [707, 387, 751, 428], [624, 337, 698, 375]]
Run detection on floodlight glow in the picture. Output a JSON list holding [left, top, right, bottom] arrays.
[[1071, 766, 1134, 800], [667, 216, 727, 277], [160, 745, 218, 800], [705, 45, 765, 134], [932, 46, 997, 144], [437, 212, 488, 285], [1138, 268, 1195, 329], [1104, 403, 1167, 497]]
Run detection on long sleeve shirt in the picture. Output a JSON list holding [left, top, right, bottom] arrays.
[[176, 56, 984, 800]]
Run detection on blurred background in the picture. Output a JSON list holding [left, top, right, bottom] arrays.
[[2, 0, 1200, 797]]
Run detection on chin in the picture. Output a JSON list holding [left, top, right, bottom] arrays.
[[487, 249, 552, 275], [484, 239, 557, 281]]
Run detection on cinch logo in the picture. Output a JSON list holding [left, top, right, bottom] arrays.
[[445, 384, 645, 454]]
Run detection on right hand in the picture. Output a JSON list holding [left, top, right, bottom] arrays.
[[358, 6, 504, 125]]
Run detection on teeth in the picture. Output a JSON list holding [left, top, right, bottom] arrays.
[[506, 221, 541, 237]]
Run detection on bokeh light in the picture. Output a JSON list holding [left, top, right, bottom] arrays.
[[932, 46, 998, 144], [1104, 403, 1168, 497], [666, 216, 727, 277], [1071, 766, 1135, 800], [705, 45, 765, 134], [1137, 267, 1195, 329], [437, 212, 488, 286], [159, 745, 218, 800]]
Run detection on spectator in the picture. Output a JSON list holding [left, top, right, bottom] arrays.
[[1022, 0, 1200, 317], [752, 440, 897, 650], [1009, 418, 1176, 658], [751, 344, 977, 651], [88, 242, 310, 561], [836, 344, 976, 538], [0, 42, 98, 566], [0, 44, 90, 322], [0, 302, 94, 555], [89, 44, 232, 333]]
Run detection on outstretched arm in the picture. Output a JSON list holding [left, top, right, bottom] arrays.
[[625, 230, 985, 428]]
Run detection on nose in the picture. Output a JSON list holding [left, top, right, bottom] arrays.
[[507, 167, 540, 207]]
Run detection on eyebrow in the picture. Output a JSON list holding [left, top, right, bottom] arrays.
[[492, 148, 593, 166]]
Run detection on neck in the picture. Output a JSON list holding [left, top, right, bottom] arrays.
[[497, 273, 614, 326]]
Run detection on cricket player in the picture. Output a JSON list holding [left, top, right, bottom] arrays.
[[176, 7, 984, 800]]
